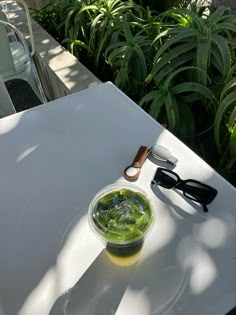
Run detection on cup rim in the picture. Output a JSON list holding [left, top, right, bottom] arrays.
[[88, 183, 155, 245]]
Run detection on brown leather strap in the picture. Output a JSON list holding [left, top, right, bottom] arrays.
[[124, 146, 150, 181], [132, 146, 150, 168]]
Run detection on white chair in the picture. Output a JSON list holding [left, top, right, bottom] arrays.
[[0, 78, 16, 118], [0, 2, 47, 104], [0, 0, 36, 56]]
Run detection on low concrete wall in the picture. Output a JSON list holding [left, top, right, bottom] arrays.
[[6, 1, 101, 101], [20, 0, 52, 10]]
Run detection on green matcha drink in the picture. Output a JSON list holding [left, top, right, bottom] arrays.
[[89, 184, 154, 265]]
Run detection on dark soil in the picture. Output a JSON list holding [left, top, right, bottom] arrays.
[[5, 79, 41, 112]]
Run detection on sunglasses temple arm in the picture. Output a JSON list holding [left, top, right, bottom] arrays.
[[203, 204, 208, 213], [151, 180, 157, 186], [174, 183, 184, 191]]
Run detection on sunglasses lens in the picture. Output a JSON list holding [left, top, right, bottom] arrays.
[[156, 169, 178, 188], [184, 181, 217, 204]]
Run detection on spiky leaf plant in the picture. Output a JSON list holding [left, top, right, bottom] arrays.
[[215, 67, 236, 173], [148, 6, 236, 87], [105, 14, 153, 97], [140, 67, 216, 137]]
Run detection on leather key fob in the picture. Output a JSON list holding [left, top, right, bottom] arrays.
[[124, 146, 150, 180]]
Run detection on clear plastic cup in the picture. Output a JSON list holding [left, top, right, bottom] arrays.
[[88, 183, 155, 266]]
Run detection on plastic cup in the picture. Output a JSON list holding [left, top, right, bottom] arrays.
[[88, 183, 155, 266]]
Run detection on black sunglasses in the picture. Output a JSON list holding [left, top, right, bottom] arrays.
[[151, 168, 218, 212]]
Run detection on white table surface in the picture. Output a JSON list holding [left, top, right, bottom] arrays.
[[0, 82, 235, 315]]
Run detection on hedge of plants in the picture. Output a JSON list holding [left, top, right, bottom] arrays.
[[32, 0, 236, 186]]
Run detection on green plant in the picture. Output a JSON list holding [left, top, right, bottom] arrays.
[[58, 0, 93, 55], [140, 67, 216, 137], [31, 1, 64, 41], [80, 0, 137, 66], [134, 0, 191, 12], [148, 6, 236, 87], [105, 14, 153, 98], [140, 5, 236, 181], [141, 6, 236, 131], [215, 67, 236, 174]]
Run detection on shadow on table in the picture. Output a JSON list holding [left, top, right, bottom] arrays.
[[148, 155, 177, 171], [49, 250, 135, 315], [151, 184, 207, 224]]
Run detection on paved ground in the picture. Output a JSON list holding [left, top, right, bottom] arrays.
[[5, 79, 41, 112]]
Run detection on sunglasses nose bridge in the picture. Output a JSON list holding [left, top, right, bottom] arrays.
[[174, 181, 184, 189]]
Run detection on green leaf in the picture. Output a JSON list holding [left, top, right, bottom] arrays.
[[149, 41, 195, 81], [211, 47, 224, 74], [123, 14, 134, 43], [115, 65, 129, 89], [215, 91, 236, 151], [140, 91, 165, 120], [133, 45, 148, 81], [196, 38, 210, 86], [95, 34, 109, 67], [80, 5, 99, 14], [90, 13, 104, 38], [65, 9, 75, 37], [140, 91, 159, 107], [208, 6, 230, 25], [107, 46, 127, 64], [172, 82, 216, 108], [230, 124, 236, 158], [150, 95, 165, 119], [152, 29, 169, 45], [226, 64, 236, 82], [166, 12, 190, 27], [153, 54, 193, 86], [153, 28, 198, 63], [105, 41, 127, 59], [164, 92, 178, 131], [168, 7, 206, 34], [72, 39, 89, 50], [163, 66, 210, 91], [220, 79, 236, 102], [214, 22, 236, 34], [181, 93, 205, 103], [211, 34, 231, 80], [228, 106, 236, 133], [178, 99, 195, 137]]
